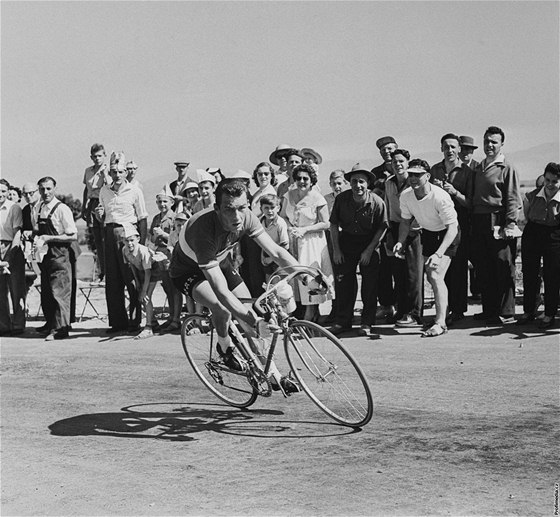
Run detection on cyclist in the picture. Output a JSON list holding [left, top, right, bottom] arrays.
[[169, 178, 305, 393]]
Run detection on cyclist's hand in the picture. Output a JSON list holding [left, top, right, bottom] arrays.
[[305, 275, 328, 295], [256, 318, 272, 339]]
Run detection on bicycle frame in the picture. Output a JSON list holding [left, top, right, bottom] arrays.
[[230, 265, 329, 395]]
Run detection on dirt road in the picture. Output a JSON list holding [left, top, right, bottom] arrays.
[[1, 306, 558, 516]]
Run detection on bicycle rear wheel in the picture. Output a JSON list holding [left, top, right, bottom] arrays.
[[284, 320, 373, 427], [181, 314, 257, 408]]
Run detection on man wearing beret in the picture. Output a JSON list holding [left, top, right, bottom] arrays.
[[329, 164, 388, 338]]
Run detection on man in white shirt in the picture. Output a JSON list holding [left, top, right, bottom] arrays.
[[394, 159, 459, 337]]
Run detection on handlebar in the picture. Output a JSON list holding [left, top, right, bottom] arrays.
[[252, 265, 329, 316]]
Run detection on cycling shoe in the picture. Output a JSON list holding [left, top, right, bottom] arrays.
[[217, 346, 244, 371], [272, 376, 301, 394]]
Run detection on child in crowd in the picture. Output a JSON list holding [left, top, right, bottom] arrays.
[[150, 187, 181, 332], [168, 211, 194, 315], [324, 169, 348, 323], [192, 171, 216, 213], [182, 179, 200, 217], [121, 223, 162, 339], [259, 194, 289, 280]]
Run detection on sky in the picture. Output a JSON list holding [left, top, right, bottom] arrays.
[[2, 0, 559, 203]]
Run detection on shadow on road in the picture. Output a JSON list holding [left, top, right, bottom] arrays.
[[48, 402, 358, 441]]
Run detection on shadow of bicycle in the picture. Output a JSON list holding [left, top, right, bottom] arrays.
[[48, 402, 359, 441]]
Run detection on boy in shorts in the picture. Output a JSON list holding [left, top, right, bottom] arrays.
[[122, 223, 162, 339]]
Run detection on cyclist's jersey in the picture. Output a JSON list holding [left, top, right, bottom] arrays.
[[169, 206, 264, 276]]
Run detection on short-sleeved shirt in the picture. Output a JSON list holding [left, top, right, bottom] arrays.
[[523, 187, 560, 227], [0, 200, 23, 241], [34, 198, 77, 236], [329, 189, 387, 238], [150, 210, 175, 251], [83, 164, 110, 199], [122, 243, 153, 271], [99, 181, 148, 225], [169, 207, 264, 275], [260, 214, 289, 266], [400, 184, 457, 232]]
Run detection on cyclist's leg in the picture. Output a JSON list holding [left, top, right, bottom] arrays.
[[191, 279, 232, 352]]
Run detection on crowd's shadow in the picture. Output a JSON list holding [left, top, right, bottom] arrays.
[[48, 402, 358, 441]]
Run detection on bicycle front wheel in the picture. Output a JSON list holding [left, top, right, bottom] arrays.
[[285, 320, 373, 427], [181, 314, 257, 408]]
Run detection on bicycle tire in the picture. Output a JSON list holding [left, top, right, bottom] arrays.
[[181, 314, 258, 408], [284, 320, 373, 427]]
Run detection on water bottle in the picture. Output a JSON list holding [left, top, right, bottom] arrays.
[[275, 280, 296, 314]]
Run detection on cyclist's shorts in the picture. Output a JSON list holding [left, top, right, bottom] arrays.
[[170, 257, 244, 299]]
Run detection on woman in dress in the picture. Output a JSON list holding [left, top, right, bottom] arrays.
[[280, 163, 333, 321], [250, 162, 277, 217]]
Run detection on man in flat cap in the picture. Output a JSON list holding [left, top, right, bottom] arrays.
[[168, 161, 191, 212], [372, 136, 398, 319]]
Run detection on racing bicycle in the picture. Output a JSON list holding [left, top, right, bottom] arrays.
[[180, 266, 373, 427]]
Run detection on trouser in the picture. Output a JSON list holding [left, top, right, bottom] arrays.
[[41, 245, 72, 330], [377, 242, 395, 307], [521, 222, 560, 317], [445, 227, 468, 314], [471, 214, 517, 317], [334, 235, 380, 328], [390, 229, 423, 318], [0, 243, 26, 332], [86, 198, 105, 278], [104, 225, 141, 329]]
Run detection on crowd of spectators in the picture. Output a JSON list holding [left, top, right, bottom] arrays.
[[1, 128, 558, 340]]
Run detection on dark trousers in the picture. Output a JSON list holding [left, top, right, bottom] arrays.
[[521, 222, 560, 317], [334, 236, 379, 328], [445, 228, 468, 314], [104, 226, 140, 330], [471, 214, 517, 317], [86, 198, 105, 278], [377, 243, 395, 307], [239, 235, 265, 298], [40, 246, 72, 330], [0, 244, 26, 332], [390, 231, 423, 318]]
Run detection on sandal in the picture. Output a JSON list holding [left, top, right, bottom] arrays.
[[421, 323, 448, 338], [134, 328, 154, 340]]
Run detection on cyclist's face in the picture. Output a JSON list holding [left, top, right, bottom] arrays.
[[216, 193, 248, 233]]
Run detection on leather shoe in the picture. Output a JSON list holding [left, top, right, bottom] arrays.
[[106, 327, 127, 334], [515, 314, 536, 325], [329, 324, 351, 336], [539, 317, 556, 329]]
